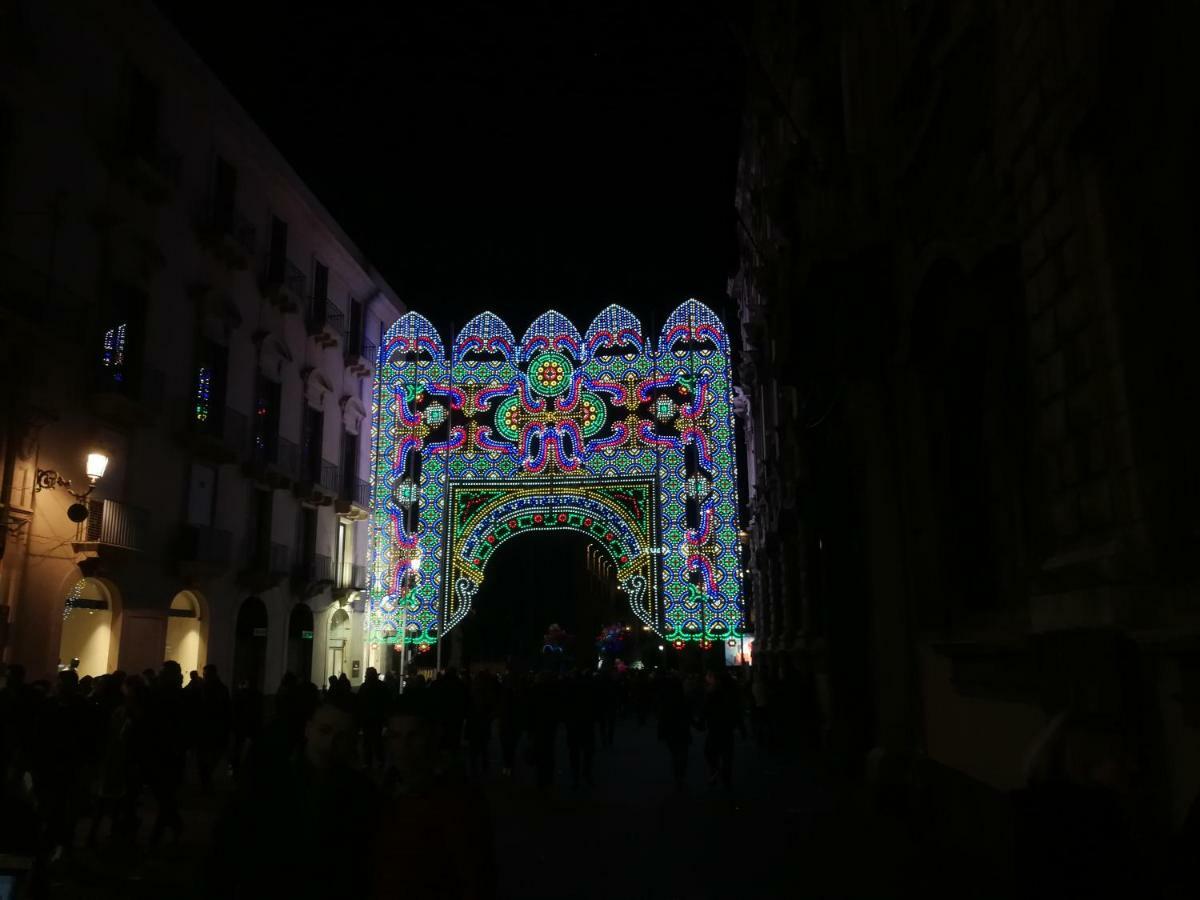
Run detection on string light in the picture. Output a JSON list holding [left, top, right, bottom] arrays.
[[195, 366, 212, 422], [63, 579, 85, 621], [368, 302, 742, 645]]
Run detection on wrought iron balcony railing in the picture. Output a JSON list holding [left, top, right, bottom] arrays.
[[84, 499, 149, 549]]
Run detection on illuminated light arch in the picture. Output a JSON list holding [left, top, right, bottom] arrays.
[[369, 300, 741, 646]]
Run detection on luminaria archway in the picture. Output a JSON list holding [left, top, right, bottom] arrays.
[[368, 301, 741, 649]]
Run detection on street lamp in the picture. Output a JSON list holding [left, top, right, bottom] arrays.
[[36, 449, 110, 522]]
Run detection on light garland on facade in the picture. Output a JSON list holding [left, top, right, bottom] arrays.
[[369, 301, 742, 646], [63, 578, 85, 621]]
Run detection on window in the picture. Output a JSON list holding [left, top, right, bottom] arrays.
[[336, 522, 349, 587], [99, 285, 146, 388], [340, 431, 357, 497], [249, 487, 274, 568], [186, 463, 217, 527], [126, 65, 160, 152], [267, 216, 287, 283], [213, 156, 237, 233], [195, 366, 212, 422], [194, 339, 228, 427], [102, 324, 128, 380], [310, 261, 329, 324], [253, 373, 281, 456], [301, 406, 323, 482], [348, 298, 364, 355]]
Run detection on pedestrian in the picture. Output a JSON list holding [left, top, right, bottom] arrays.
[[656, 673, 691, 789], [208, 701, 377, 897], [565, 673, 598, 788], [357, 667, 389, 769], [497, 673, 524, 777], [700, 669, 743, 788], [371, 694, 495, 898], [466, 671, 496, 777], [197, 664, 231, 793]]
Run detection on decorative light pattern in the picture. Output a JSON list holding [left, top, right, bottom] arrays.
[[63, 578, 86, 621], [369, 301, 741, 647], [102, 324, 127, 381], [195, 366, 212, 422]]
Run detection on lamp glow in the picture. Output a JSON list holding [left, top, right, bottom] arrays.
[[85, 451, 109, 483]]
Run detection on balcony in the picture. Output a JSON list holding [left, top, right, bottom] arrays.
[[294, 459, 338, 506], [196, 209, 257, 271], [238, 540, 290, 591], [293, 553, 332, 587], [333, 562, 369, 601], [306, 296, 345, 349], [245, 435, 299, 488], [335, 476, 370, 522], [260, 257, 306, 313], [72, 499, 149, 566], [175, 524, 232, 577], [182, 405, 248, 464], [344, 334, 376, 378]]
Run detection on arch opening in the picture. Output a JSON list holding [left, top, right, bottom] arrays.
[[166, 590, 204, 675], [59, 578, 117, 677]]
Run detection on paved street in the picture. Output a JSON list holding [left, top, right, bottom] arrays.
[[47, 719, 944, 900]]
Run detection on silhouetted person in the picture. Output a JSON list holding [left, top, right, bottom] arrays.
[[88, 677, 132, 846], [496, 674, 523, 777], [528, 673, 560, 789], [430, 668, 468, 752], [656, 673, 691, 788], [597, 671, 618, 747], [147, 661, 186, 845], [466, 671, 496, 777], [700, 670, 742, 788], [230, 678, 263, 780], [33, 669, 88, 857], [564, 673, 597, 788], [210, 701, 375, 898], [196, 664, 231, 793], [372, 694, 495, 898], [357, 667, 389, 769]]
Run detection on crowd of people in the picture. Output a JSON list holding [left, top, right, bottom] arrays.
[[0, 658, 758, 898]]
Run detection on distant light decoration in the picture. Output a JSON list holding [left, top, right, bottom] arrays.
[[63, 579, 86, 621], [596, 623, 628, 656], [102, 323, 127, 381], [195, 366, 212, 422], [368, 301, 742, 646]]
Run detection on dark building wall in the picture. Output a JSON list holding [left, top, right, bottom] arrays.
[[732, 0, 1200, 824]]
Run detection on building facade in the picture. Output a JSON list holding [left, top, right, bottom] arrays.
[[0, 0, 402, 690], [732, 0, 1200, 829]]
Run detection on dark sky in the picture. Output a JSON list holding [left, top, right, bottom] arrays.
[[156, 0, 746, 334]]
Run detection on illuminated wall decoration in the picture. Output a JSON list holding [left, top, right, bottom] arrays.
[[369, 301, 741, 647], [195, 366, 212, 422]]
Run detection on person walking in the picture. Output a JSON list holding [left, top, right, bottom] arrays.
[[656, 673, 692, 789], [701, 669, 744, 788]]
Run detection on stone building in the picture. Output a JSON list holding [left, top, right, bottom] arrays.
[[0, 0, 402, 689], [732, 0, 1200, 830]]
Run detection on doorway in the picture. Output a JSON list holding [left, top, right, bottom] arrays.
[[326, 607, 351, 681], [165, 590, 203, 674], [287, 603, 315, 684], [59, 578, 117, 677], [233, 596, 268, 691]]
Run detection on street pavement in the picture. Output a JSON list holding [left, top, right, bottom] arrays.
[[48, 719, 930, 899]]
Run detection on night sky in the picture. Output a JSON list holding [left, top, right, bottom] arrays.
[[155, 1, 746, 650], [156, 0, 746, 336]]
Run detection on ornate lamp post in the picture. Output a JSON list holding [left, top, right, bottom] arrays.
[[35, 449, 110, 523]]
